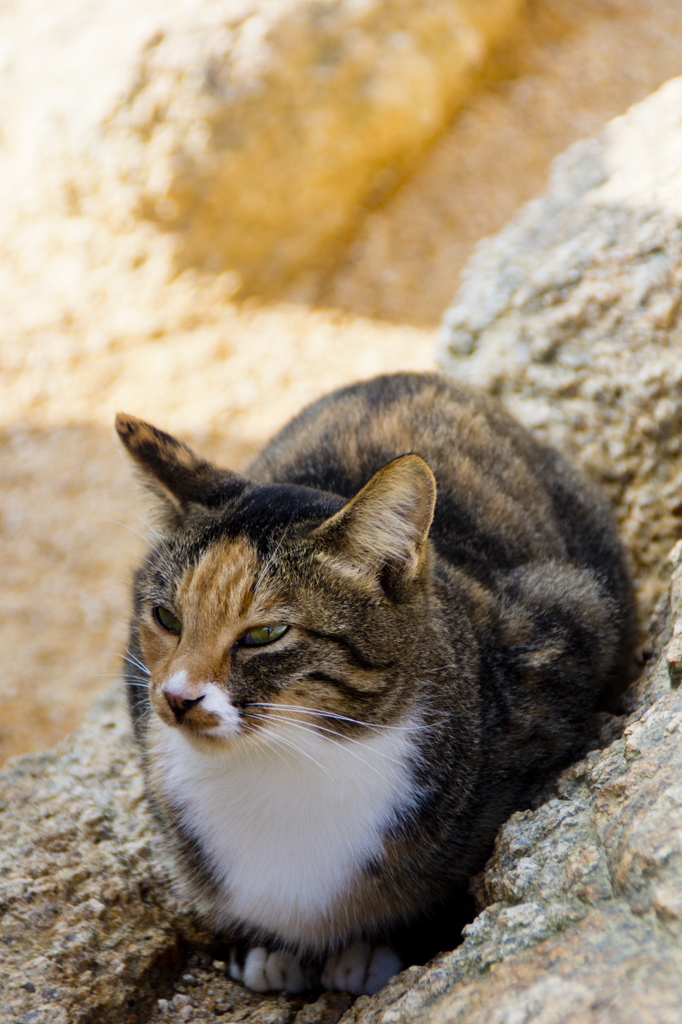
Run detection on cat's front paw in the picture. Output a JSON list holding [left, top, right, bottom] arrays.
[[230, 947, 311, 993], [321, 943, 402, 995]]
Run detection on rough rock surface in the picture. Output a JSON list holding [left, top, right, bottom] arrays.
[[0, 0, 522, 296], [342, 547, 682, 1023], [3, 552, 682, 1022], [440, 76, 682, 621], [0, 689, 180, 1024], [324, 0, 682, 325], [0, 685, 354, 1024], [101, 0, 524, 292]]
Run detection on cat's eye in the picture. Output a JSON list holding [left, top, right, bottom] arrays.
[[243, 624, 288, 647], [153, 606, 182, 634]]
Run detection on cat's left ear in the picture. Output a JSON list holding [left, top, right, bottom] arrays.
[[115, 413, 247, 516], [314, 454, 436, 594]]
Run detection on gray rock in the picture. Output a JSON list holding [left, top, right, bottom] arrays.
[[344, 549, 682, 1024], [0, 688, 353, 1023], [0, 689, 182, 1023], [439, 76, 682, 623]]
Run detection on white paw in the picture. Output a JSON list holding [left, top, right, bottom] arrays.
[[321, 942, 402, 995], [232, 947, 310, 993]]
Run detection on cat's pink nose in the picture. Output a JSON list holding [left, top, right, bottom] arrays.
[[164, 692, 204, 722]]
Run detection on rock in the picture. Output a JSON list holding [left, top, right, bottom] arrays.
[[0, 0, 523, 297], [439, 76, 682, 622], [0, 689, 183, 1024], [343, 546, 682, 1024], [0, 686, 354, 1024], [99, 0, 524, 293]]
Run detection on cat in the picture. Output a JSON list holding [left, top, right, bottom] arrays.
[[117, 372, 635, 997]]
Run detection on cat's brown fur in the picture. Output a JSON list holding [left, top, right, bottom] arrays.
[[118, 372, 635, 994]]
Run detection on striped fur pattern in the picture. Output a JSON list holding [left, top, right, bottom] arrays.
[[117, 373, 635, 995]]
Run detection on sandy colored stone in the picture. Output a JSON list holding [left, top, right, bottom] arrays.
[[440, 76, 682, 623], [324, 0, 682, 325], [0, 0, 523, 297], [0, 689, 180, 1023], [103, 0, 524, 293], [0, 687, 353, 1023]]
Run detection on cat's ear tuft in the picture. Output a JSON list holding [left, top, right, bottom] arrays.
[[115, 413, 247, 516], [315, 454, 436, 595]]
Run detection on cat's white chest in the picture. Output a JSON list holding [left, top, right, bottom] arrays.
[[153, 720, 420, 946]]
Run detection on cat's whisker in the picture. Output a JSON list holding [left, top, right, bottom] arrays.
[[95, 516, 177, 576], [104, 615, 136, 630], [253, 523, 292, 595], [121, 651, 151, 676], [255, 724, 336, 780], [88, 672, 148, 687], [273, 721, 398, 774], [94, 515, 160, 548], [99, 511, 174, 556], [125, 662, 150, 678], [104, 650, 151, 677], [246, 728, 295, 775], [250, 701, 397, 730], [281, 724, 397, 783], [253, 544, 309, 596], [248, 715, 338, 775], [257, 729, 328, 779], [250, 713, 397, 782], [127, 509, 176, 556], [122, 671, 151, 686], [249, 702, 434, 734], [251, 701, 385, 728]]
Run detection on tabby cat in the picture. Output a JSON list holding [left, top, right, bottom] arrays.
[[117, 373, 634, 996]]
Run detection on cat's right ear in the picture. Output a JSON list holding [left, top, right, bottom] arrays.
[[313, 454, 436, 598], [115, 413, 247, 519]]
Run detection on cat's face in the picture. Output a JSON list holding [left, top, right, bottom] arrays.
[[117, 414, 437, 751]]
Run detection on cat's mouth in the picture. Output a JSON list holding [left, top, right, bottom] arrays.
[[155, 674, 243, 740]]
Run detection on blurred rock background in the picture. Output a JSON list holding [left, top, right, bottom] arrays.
[[3, 0, 682, 765]]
